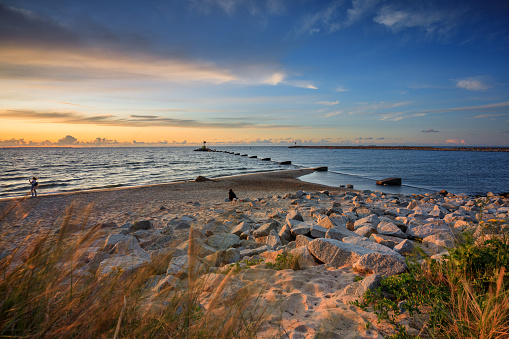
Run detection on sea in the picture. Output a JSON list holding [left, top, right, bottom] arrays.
[[1, 146, 508, 199]]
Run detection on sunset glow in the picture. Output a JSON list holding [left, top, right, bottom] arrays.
[[1, 1, 508, 146]]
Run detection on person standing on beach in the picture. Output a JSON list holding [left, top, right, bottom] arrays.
[[29, 177, 38, 197], [228, 188, 237, 201]]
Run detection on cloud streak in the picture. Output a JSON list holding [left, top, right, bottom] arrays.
[[0, 109, 299, 129]]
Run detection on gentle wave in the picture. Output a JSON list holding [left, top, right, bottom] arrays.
[[1, 146, 508, 198]]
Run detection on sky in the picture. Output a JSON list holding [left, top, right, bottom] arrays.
[[1, 0, 509, 146]]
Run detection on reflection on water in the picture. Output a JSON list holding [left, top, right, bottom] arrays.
[[1, 146, 508, 198]]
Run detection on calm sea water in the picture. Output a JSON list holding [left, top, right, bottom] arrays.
[[1, 146, 508, 198]]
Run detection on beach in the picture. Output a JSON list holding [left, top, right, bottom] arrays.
[[1, 168, 508, 338]]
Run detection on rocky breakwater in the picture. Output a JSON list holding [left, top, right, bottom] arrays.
[[50, 189, 509, 338]]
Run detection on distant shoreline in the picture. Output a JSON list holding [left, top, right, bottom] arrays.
[[289, 145, 509, 152]]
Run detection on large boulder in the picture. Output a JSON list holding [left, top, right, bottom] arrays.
[[131, 220, 154, 231], [355, 226, 377, 238], [325, 226, 361, 241], [354, 215, 380, 230], [97, 254, 150, 277], [353, 253, 406, 276], [286, 210, 304, 223], [307, 238, 373, 267], [337, 274, 383, 302], [204, 248, 241, 267], [289, 246, 320, 269], [377, 220, 406, 239], [253, 221, 277, 238], [310, 224, 328, 238], [369, 234, 403, 249], [266, 230, 282, 248], [317, 216, 335, 229], [342, 237, 400, 257], [393, 239, 416, 256], [231, 221, 252, 237], [110, 235, 143, 255], [205, 233, 240, 250], [290, 222, 312, 237], [407, 223, 452, 240], [422, 233, 455, 253]]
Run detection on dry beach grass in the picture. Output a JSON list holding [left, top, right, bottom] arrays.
[[1, 169, 508, 338]]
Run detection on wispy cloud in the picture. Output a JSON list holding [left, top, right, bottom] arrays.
[[317, 100, 340, 106], [324, 111, 342, 118], [455, 76, 490, 91], [335, 86, 348, 92], [0, 110, 299, 129], [373, 3, 465, 39], [53, 101, 96, 109], [422, 129, 439, 133], [297, 1, 343, 35], [472, 113, 509, 119]]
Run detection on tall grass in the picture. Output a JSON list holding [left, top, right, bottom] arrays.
[[0, 203, 269, 338]]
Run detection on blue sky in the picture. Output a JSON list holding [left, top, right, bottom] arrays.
[[1, 0, 508, 146]]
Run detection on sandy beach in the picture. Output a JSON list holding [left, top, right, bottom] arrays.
[[1, 168, 507, 338], [0, 169, 337, 239]]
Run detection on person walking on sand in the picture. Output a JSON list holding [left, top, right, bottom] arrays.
[[228, 188, 237, 201], [29, 177, 38, 197]]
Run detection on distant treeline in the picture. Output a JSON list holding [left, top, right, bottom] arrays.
[[289, 146, 509, 152]]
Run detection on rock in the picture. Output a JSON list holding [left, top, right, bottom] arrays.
[[342, 237, 400, 256], [422, 233, 455, 253], [347, 184, 354, 189], [110, 235, 143, 255], [266, 230, 282, 248], [354, 215, 380, 229], [176, 239, 216, 258], [377, 220, 406, 239], [205, 248, 241, 267], [291, 222, 313, 237], [278, 224, 293, 242], [325, 226, 361, 241], [317, 216, 336, 229], [131, 220, 154, 231], [97, 254, 150, 277], [337, 274, 383, 300], [376, 177, 401, 186], [393, 239, 416, 256], [355, 207, 372, 218], [231, 221, 252, 236], [407, 223, 452, 240], [253, 221, 277, 238], [290, 246, 320, 268], [353, 253, 406, 276], [355, 226, 377, 238], [310, 224, 328, 238], [205, 233, 240, 250], [286, 210, 304, 222], [369, 234, 404, 249], [195, 175, 214, 182], [174, 221, 191, 230], [295, 234, 312, 247], [307, 238, 373, 267], [240, 245, 271, 257], [153, 275, 180, 292], [101, 234, 132, 252]]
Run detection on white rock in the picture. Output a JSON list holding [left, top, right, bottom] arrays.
[[377, 220, 406, 239], [307, 238, 373, 267], [353, 253, 406, 276]]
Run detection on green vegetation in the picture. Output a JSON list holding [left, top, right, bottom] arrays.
[[352, 217, 509, 339]]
